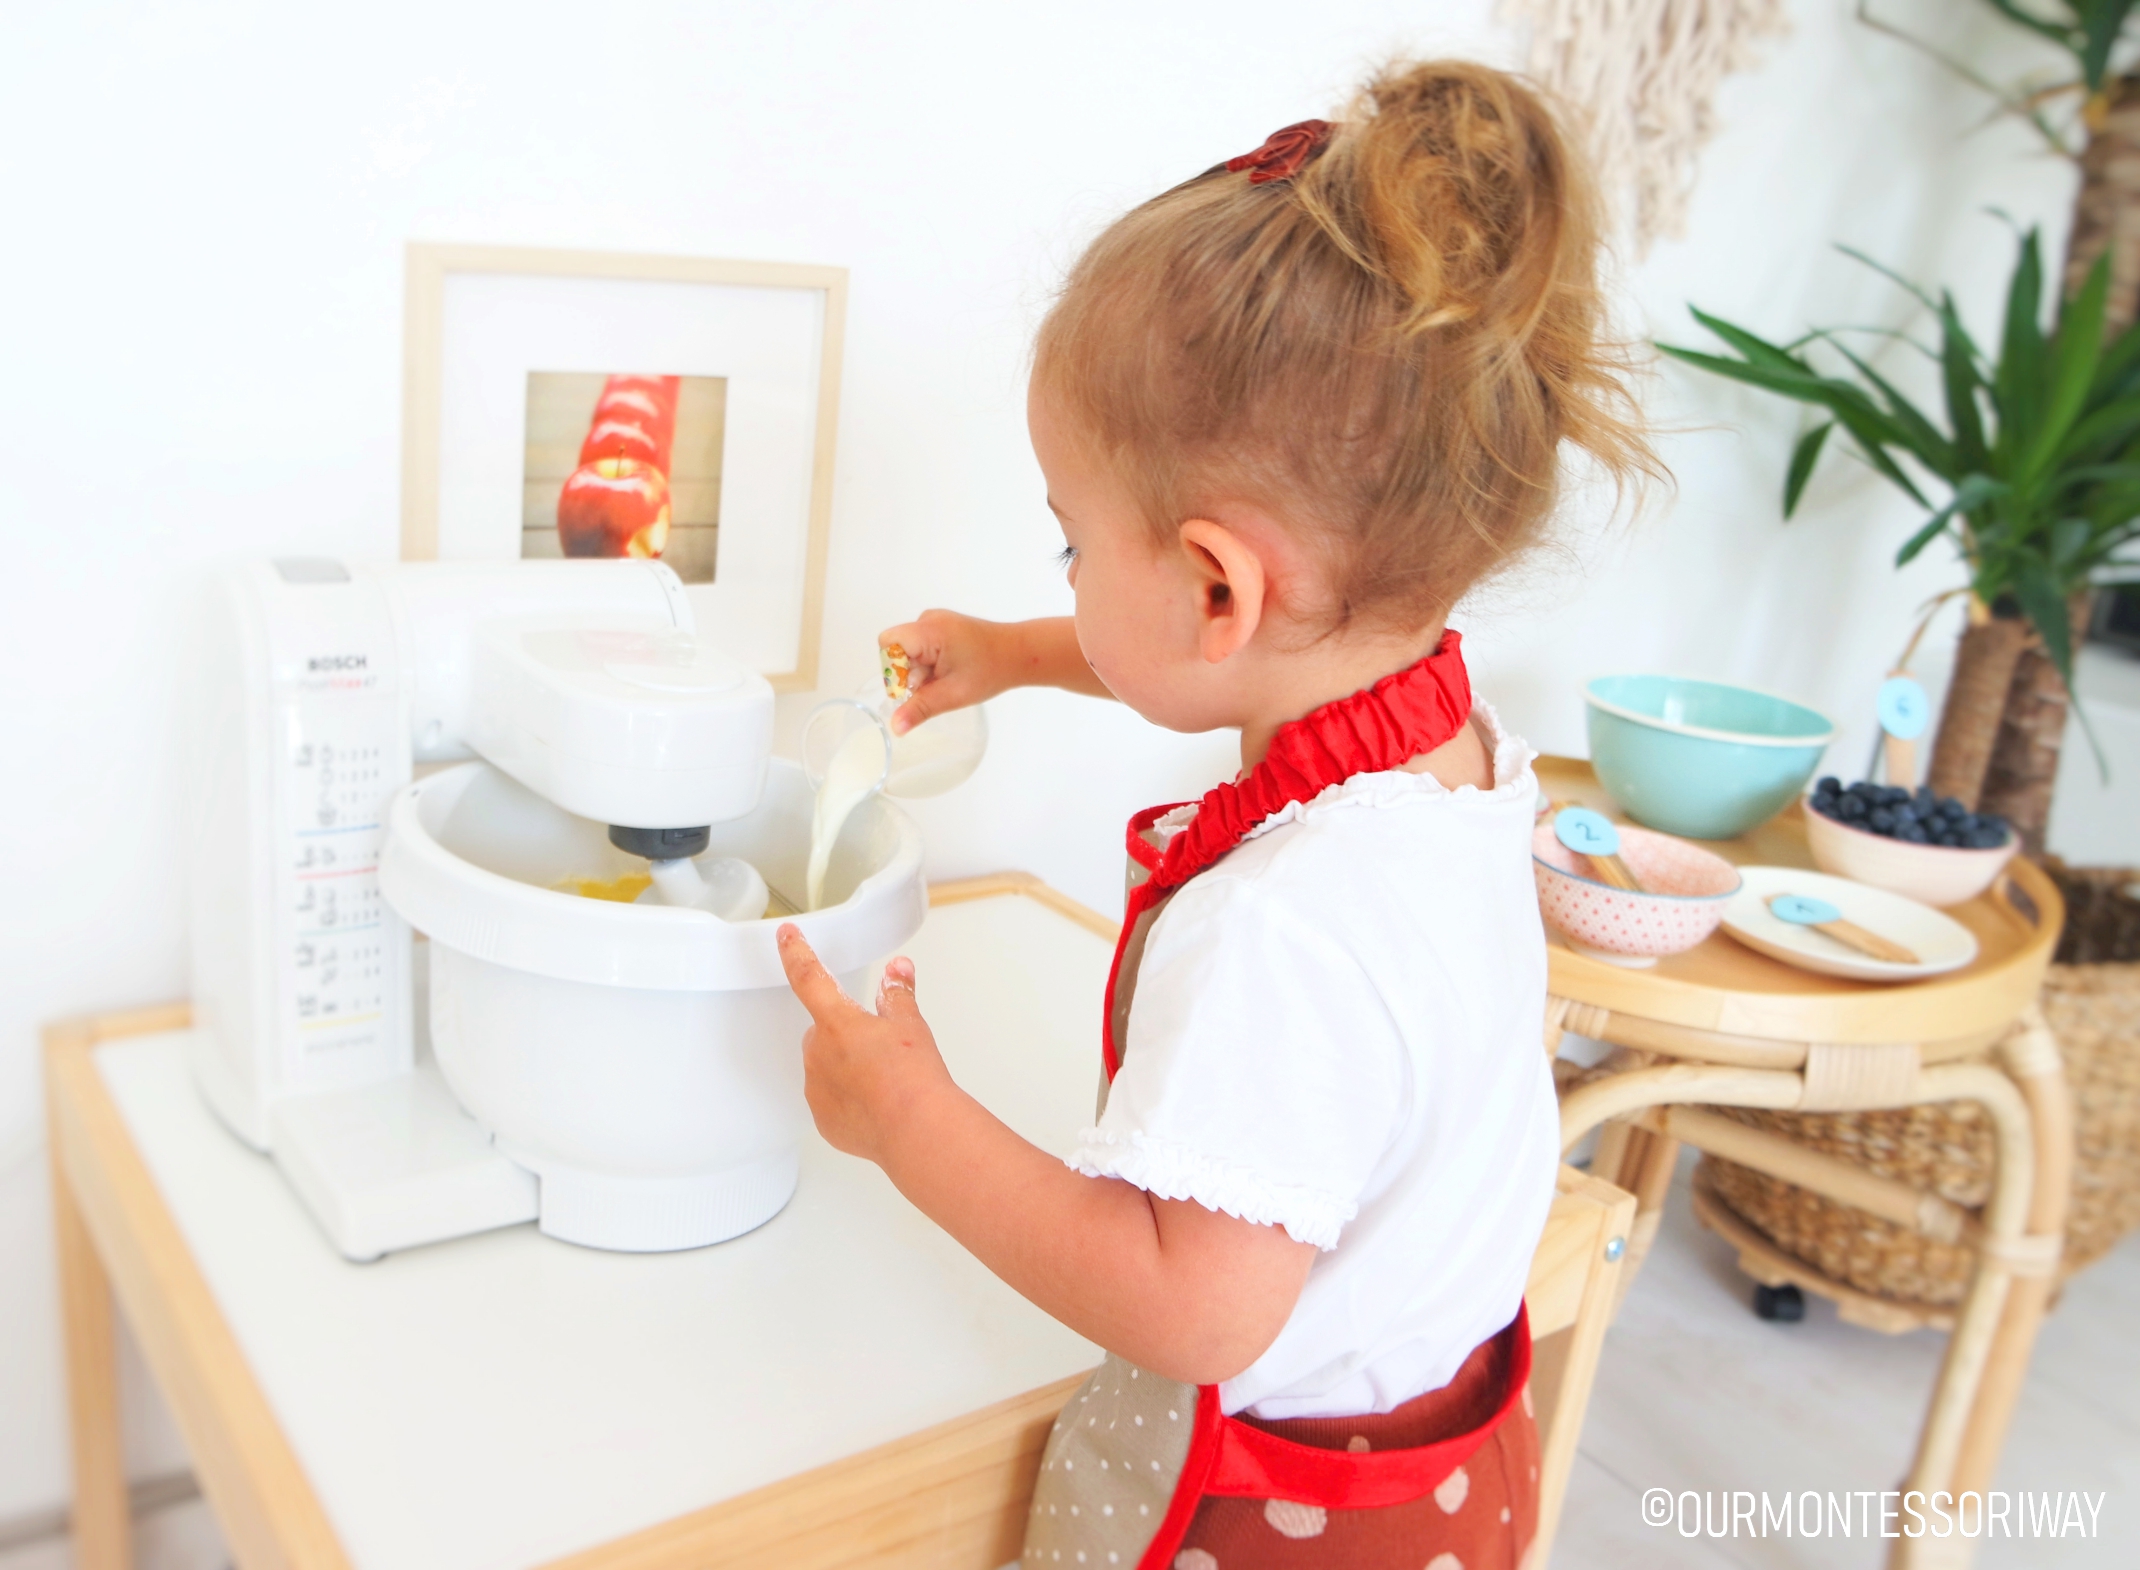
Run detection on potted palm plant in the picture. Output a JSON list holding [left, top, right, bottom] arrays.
[[1659, 229, 2139, 852], [1851, 0, 2140, 845], [1662, 2, 2140, 1333]]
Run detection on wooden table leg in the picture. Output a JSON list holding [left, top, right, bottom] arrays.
[[1526, 1170, 1636, 1570], [51, 1130, 133, 1570], [1587, 1120, 1634, 1190], [1889, 1060, 2047, 1570], [1950, 1015, 2073, 1496], [1611, 1128, 1680, 1313]]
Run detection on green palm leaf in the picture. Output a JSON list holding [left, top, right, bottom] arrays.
[[1993, 231, 2048, 463], [1784, 422, 1834, 516], [1895, 475, 2010, 566], [1662, 220, 2135, 779], [2021, 253, 2111, 485]]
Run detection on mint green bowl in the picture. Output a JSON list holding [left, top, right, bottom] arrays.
[[1584, 675, 1834, 840]]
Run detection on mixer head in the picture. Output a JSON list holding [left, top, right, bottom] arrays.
[[607, 824, 713, 861], [468, 618, 775, 833]]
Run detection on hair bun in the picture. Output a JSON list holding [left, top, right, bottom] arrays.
[[1305, 60, 1585, 345]]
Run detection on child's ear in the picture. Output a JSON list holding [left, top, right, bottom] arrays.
[[1177, 520, 1265, 664]]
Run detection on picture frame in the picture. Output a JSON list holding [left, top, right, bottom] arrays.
[[400, 243, 847, 692]]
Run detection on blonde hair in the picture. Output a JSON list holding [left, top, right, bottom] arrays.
[[1034, 59, 1658, 631]]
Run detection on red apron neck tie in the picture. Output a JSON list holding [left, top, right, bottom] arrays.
[[1104, 630, 1473, 1080]]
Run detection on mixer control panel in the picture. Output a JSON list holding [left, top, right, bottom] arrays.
[[270, 618, 412, 1093]]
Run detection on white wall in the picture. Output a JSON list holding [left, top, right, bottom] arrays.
[[0, 0, 2080, 1527]]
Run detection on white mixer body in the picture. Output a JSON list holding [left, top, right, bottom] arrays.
[[430, 953, 811, 1252], [186, 558, 922, 1259], [382, 759, 923, 1252]]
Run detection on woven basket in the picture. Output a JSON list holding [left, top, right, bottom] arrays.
[[1705, 959, 2140, 1310]]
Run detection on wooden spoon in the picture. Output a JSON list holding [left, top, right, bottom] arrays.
[[1767, 893, 1919, 966], [1552, 806, 1645, 893]]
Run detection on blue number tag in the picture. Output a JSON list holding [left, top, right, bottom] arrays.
[[1877, 676, 1930, 741], [1554, 807, 1621, 858], [1771, 894, 1842, 927]]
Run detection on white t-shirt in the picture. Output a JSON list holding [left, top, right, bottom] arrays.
[[1066, 705, 1559, 1420]]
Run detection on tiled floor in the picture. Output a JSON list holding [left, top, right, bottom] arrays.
[[7, 1160, 2133, 1569]]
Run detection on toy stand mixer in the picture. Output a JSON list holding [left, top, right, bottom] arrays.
[[185, 558, 926, 1261]]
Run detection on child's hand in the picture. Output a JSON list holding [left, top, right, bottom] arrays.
[[879, 612, 1109, 731], [878, 609, 1014, 734], [776, 924, 953, 1164]]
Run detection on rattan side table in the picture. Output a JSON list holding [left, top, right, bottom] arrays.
[[1537, 757, 2070, 1570]]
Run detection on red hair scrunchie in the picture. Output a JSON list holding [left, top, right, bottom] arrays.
[[1224, 119, 1333, 184]]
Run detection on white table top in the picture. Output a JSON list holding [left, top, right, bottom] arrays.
[[99, 893, 1110, 1570]]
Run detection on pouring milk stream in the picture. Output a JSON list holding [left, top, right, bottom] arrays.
[[807, 721, 893, 910], [798, 662, 989, 908]]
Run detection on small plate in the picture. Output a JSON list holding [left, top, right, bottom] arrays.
[[1722, 867, 1978, 982]]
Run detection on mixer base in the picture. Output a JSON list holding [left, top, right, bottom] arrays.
[[270, 1064, 540, 1263], [512, 1145, 802, 1252]]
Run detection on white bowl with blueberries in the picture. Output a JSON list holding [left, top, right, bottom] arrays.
[[1802, 777, 2017, 909]]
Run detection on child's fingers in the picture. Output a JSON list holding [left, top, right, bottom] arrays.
[[875, 956, 921, 1020], [877, 620, 940, 691], [878, 620, 933, 661], [891, 669, 987, 734], [890, 686, 941, 735], [776, 924, 854, 1023]]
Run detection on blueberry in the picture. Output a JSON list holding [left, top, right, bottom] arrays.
[[1939, 797, 1966, 820], [1869, 807, 1897, 833], [1967, 827, 2001, 848], [1899, 822, 1930, 844], [1816, 776, 1842, 798], [1810, 796, 1837, 820], [1838, 795, 1866, 820], [1885, 786, 1911, 807], [1848, 780, 1877, 799], [1936, 830, 1961, 847]]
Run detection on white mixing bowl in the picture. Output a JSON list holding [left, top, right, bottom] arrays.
[[379, 759, 925, 1251]]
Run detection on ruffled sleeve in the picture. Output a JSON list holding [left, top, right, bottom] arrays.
[[1066, 874, 1409, 1250]]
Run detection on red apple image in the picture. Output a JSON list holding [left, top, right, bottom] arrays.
[[577, 416, 663, 467], [588, 376, 678, 457], [557, 457, 672, 559]]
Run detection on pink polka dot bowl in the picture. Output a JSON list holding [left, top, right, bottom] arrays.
[[1531, 819, 1743, 967]]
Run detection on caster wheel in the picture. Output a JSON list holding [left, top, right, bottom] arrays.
[[1753, 1282, 1805, 1322]]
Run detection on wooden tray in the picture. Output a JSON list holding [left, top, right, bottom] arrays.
[[1536, 756, 2062, 1048]]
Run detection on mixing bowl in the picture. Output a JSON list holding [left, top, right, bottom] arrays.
[[1532, 818, 1742, 965], [380, 758, 925, 1251], [1584, 674, 1834, 839]]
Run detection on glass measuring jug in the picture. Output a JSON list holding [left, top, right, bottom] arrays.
[[798, 692, 987, 909]]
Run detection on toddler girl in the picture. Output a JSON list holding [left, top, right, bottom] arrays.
[[776, 58, 1652, 1570]]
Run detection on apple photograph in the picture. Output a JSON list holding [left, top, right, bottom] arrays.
[[521, 371, 726, 582]]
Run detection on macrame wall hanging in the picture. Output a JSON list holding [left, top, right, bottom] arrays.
[[1502, 0, 1788, 255]]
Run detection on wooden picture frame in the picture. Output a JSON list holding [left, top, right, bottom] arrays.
[[400, 244, 847, 692]]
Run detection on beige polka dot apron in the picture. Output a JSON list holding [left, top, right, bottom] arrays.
[[1024, 637, 1538, 1570]]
